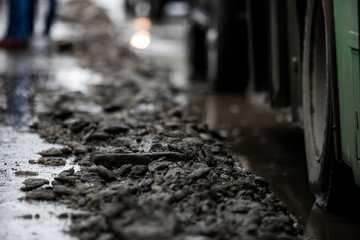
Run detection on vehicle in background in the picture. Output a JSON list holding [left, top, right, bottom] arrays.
[[188, 0, 360, 208]]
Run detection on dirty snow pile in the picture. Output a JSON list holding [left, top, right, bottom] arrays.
[[20, 0, 305, 239]]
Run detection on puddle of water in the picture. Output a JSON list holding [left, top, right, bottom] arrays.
[[0, 73, 32, 128], [0, 2, 102, 239], [188, 93, 288, 130], [0, 126, 79, 240], [188, 92, 360, 240], [54, 60, 102, 93], [0, 53, 102, 127]]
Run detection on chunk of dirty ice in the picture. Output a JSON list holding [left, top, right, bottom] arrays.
[[25, 188, 55, 200], [21, 178, 49, 191], [38, 148, 64, 157], [37, 157, 66, 166], [15, 171, 38, 176]]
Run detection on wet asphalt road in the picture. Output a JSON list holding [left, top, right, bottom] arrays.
[[0, 2, 94, 239], [118, 3, 360, 239], [189, 93, 360, 240], [1, 1, 360, 239]]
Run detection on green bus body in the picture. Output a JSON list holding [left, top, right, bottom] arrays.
[[333, 0, 360, 185]]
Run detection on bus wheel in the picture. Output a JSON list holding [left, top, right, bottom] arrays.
[[303, 0, 337, 208], [206, 0, 248, 92]]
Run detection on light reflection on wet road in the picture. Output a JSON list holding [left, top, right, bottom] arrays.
[[0, 127, 78, 240], [0, 2, 101, 238]]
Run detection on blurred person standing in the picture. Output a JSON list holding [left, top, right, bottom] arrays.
[[0, 0, 57, 49], [0, 0, 30, 48]]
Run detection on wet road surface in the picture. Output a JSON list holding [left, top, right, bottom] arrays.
[[1, 0, 360, 239], [188, 92, 360, 240], [127, 5, 360, 239], [0, 2, 101, 239], [0, 127, 78, 240]]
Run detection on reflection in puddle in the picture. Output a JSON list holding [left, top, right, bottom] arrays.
[[55, 64, 102, 93], [0, 50, 34, 128], [189, 93, 287, 129], [0, 53, 102, 127], [0, 127, 79, 240], [0, 25, 100, 240], [0, 73, 31, 128]]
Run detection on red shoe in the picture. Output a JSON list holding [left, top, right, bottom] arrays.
[[0, 36, 28, 49]]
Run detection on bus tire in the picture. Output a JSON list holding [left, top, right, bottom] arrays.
[[301, 0, 360, 209]]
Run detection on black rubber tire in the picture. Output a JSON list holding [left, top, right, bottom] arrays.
[[304, 0, 360, 209], [206, 0, 248, 92], [303, 0, 334, 208], [301, 0, 360, 209]]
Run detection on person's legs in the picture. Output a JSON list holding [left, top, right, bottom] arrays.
[[0, 0, 30, 48], [44, 0, 57, 36], [28, 0, 38, 36], [7, 0, 29, 39]]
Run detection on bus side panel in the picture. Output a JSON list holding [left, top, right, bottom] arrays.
[[333, 0, 360, 185]]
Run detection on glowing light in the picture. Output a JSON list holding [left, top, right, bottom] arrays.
[[133, 17, 152, 31], [130, 30, 151, 49]]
